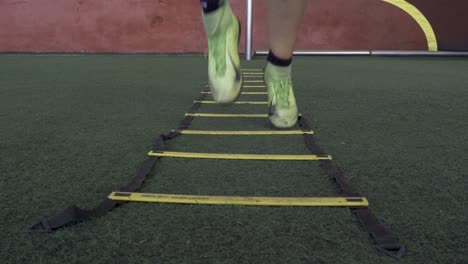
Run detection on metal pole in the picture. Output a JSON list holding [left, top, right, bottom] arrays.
[[246, 0, 253, 60]]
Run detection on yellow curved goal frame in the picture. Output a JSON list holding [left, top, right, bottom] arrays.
[[383, 0, 437, 51]]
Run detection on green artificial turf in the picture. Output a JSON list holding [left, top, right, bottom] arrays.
[[0, 54, 467, 263]]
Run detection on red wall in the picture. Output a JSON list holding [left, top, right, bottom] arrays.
[[0, 0, 427, 53], [407, 0, 468, 51]]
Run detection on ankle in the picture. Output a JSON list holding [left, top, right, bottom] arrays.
[[267, 50, 292, 67], [202, 1, 233, 36], [265, 50, 292, 80], [200, 0, 226, 13], [265, 63, 291, 81]]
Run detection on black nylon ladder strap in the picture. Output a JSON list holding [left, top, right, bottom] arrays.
[[27, 93, 207, 233], [298, 116, 405, 259]]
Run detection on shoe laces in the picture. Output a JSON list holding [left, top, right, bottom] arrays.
[[270, 79, 291, 108], [209, 27, 227, 76]]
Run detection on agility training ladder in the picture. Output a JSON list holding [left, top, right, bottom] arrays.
[[28, 68, 405, 259]]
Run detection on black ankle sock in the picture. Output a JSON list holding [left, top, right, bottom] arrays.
[[267, 50, 292, 67], [200, 0, 225, 13]]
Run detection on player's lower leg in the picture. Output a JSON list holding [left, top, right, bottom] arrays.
[[201, 0, 242, 104], [265, 51, 298, 128], [265, 0, 306, 128]]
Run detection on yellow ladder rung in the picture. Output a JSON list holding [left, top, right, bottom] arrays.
[[201, 91, 267, 95], [148, 151, 331, 160], [242, 72, 264, 75], [109, 192, 367, 207], [186, 113, 302, 118], [243, 85, 266, 88], [241, 92, 268, 95], [185, 113, 268, 118], [241, 68, 263, 72], [243, 80, 264, 83], [243, 75, 263, 78], [205, 84, 266, 88], [176, 130, 314, 135], [194, 101, 268, 105]]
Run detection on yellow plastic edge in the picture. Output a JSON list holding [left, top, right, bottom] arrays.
[[194, 101, 268, 105], [185, 113, 268, 118], [148, 151, 332, 160], [242, 72, 264, 75], [201, 91, 267, 95], [177, 130, 314, 135], [109, 192, 368, 207], [243, 85, 266, 88]]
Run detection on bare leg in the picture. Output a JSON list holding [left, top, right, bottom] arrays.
[[264, 0, 306, 129], [267, 0, 307, 59]]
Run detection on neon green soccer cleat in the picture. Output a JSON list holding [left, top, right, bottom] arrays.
[[265, 63, 299, 129], [203, 3, 242, 104]]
